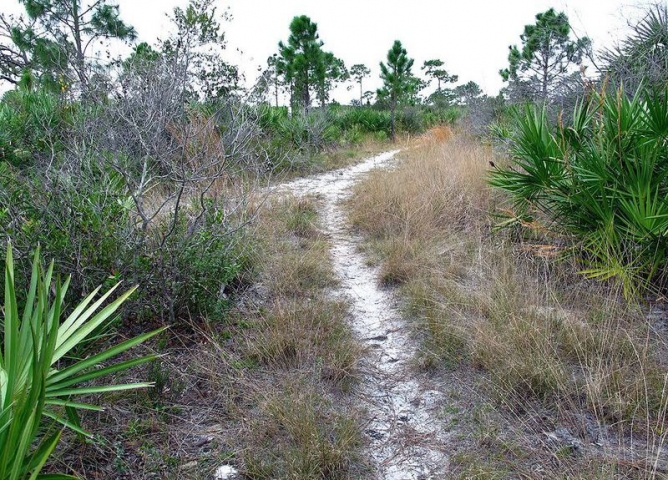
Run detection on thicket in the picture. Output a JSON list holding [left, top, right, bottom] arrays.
[[0, 83, 261, 325], [257, 103, 460, 168]]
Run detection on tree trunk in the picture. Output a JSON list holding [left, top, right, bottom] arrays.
[[541, 49, 549, 100], [70, 0, 88, 87], [390, 100, 396, 142], [303, 81, 310, 115], [274, 74, 279, 107], [359, 80, 363, 105]]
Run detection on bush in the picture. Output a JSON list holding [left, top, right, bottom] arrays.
[[489, 86, 668, 296], [0, 139, 252, 325], [396, 107, 424, 134], [259, 107, 332, 155], [0, 161, 131, 305], [331, 107, 392, 135], [134, 201, 251, 323], [0, 89, 69, 168]]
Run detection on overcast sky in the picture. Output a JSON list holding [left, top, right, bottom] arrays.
[[2, 0, 652, 101]]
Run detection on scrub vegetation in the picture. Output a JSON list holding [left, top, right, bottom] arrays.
[[1, 0, 668, 478]]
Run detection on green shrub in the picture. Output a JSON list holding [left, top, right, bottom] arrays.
[[145, 201, 250, 322], [0, 89, 69, 168], [489, 87, 668, 296], [0, 244, 163, 480], [0, 160, 250, 325], [397, 107, 424, 134], [0, 161, 131, 305], [332, 107, 392, 135]]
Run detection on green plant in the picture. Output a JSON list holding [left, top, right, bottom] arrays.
[[499, 8, 590, 101], [1, 0, 136, 89], [0, 89, 68, 167], [489, 86, 668, 296], [0, 244, 163, 479], [378, 40, 415, 140], [0, 161, 131, 306], [276, 15, 344, 113]]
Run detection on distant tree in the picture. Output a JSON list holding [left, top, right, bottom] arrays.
[[349, 63, 370, 105], [315, 52, 347, 107], [266, 53, 282, 106], [160, 0, 239, 100], [378, 40, 414, 140], [0, 0, 136, 90], [253, 53, 284, 106], [500, 8, 590, 102], [454, 80, 482, 105], [362, 90, 374, 105], [123, 42, 160, 68], [406, 75, 428, 105], [277, 15, 327, 113], [422, 59, 458, 94]]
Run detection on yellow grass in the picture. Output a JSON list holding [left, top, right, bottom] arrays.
[[348, 131, 668, 477]]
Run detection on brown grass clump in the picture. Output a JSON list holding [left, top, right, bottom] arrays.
[[249, 299, 358, 384], [242, 378, 362, 479], [350, 132, 491, 240], [234, 193, 364, 477], [348, 131, 668, 477]]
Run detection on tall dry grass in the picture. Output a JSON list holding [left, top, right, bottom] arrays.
[[234, 194, 365, 478], [349, 130, 668, 477]]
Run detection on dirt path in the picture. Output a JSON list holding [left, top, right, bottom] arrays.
[[270, 151, 453, 479]]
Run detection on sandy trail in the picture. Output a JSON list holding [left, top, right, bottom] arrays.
[[270, 151, 452, 479]]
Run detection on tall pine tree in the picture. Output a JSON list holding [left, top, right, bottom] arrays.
[[378, 40, 414, 140], [1, 0, 136, 90], [500, 8, 589, 101]]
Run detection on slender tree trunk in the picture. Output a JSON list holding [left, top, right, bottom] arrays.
[[542, 64, 548, 99], [274, 74, 279, 107], [390, 99, 396, 141], [303, 80, 310, 115], [70, 0, 87, 87], [359, 80, 363, 105]]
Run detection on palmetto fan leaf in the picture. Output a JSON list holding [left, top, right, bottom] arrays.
[[0, 244, 164, 479], [489, 86, 668, 297]]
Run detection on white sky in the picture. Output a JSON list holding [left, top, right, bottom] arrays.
[[2, 0, 654, 102]]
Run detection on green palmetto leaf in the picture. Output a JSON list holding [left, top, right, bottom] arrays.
[[489, 85, 668, 296], [25, 431, 62, 480], [1, 243, 164, 479]]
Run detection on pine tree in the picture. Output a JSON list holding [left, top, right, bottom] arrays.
[[349, 63, 370, 105], [378, 40, 414, 140], [1, 0, 136, 89], [277, 15, 323, 113], [500, 8, 589, 101], [422, 59, 457, 94]]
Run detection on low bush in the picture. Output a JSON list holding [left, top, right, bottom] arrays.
[[489, 86, 668, 296], [0, 161, 130, 305], [0, 89, 70, 168], [0, 151, 252, 326]]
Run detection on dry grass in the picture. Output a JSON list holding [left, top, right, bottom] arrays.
[[242, 377, 362, 479], [234, 193, 364, 477], [349, 131, 668, 477], [47, 193, 364, 479]]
